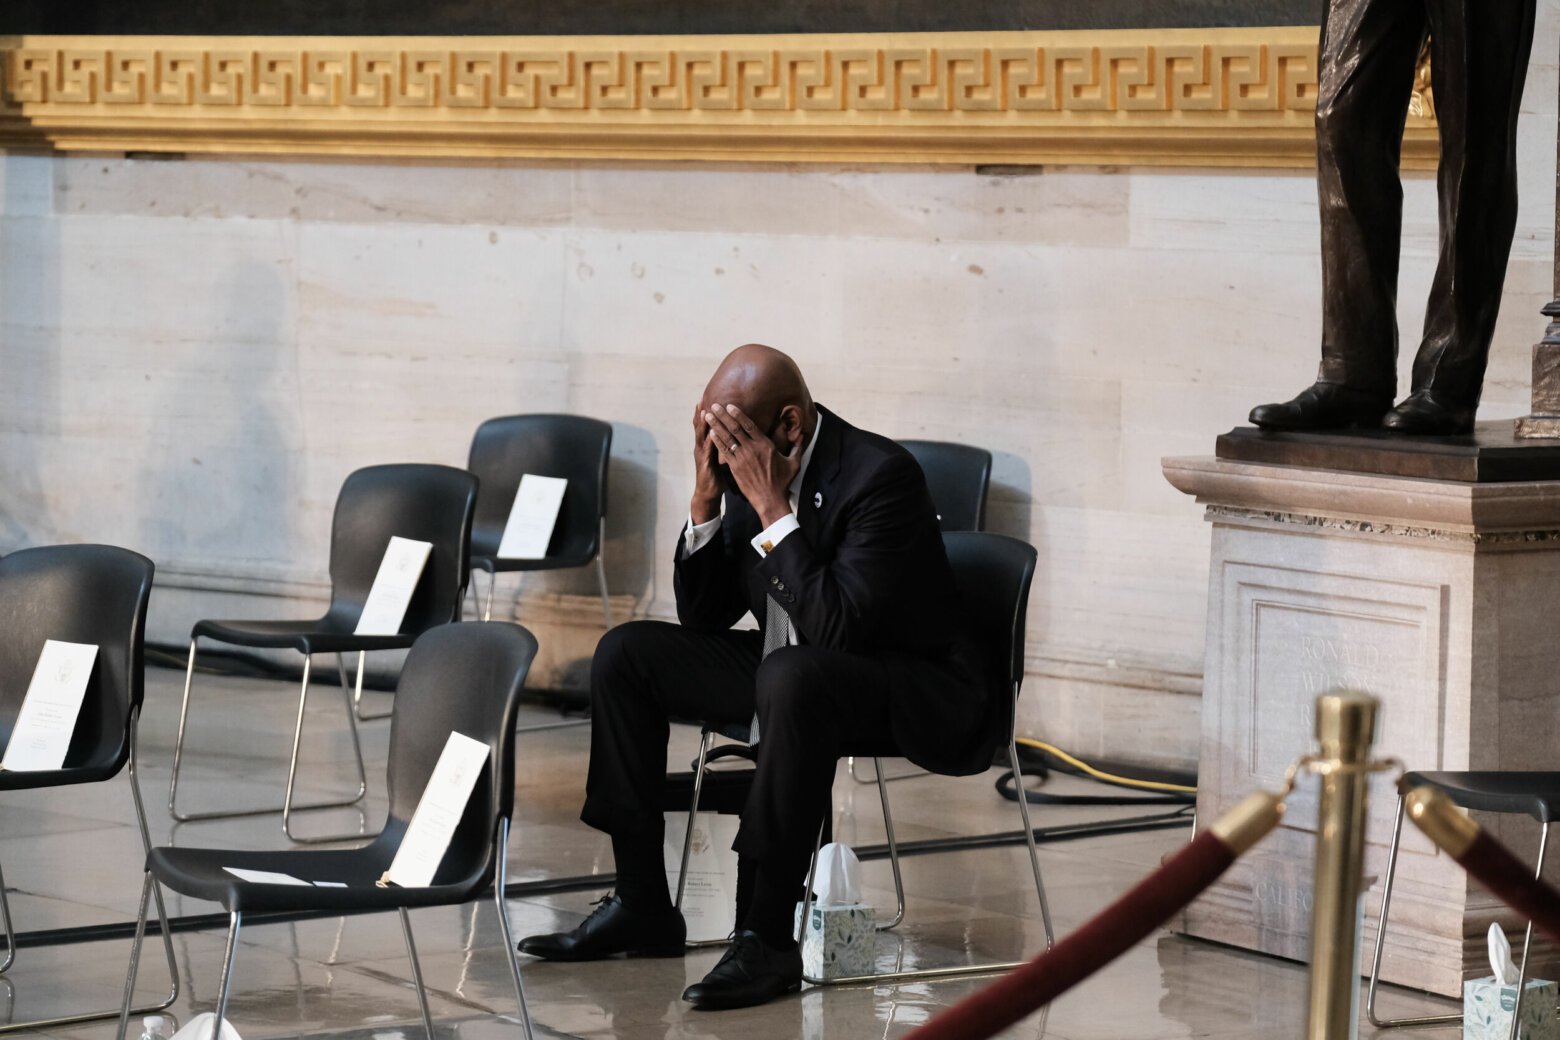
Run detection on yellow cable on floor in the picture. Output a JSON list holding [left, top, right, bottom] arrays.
[[1015, 737, 1198, 794]]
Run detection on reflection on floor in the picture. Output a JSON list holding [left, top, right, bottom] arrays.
[[0, 664, 1460, 1040]]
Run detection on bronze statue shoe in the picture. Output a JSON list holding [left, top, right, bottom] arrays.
[[1381, 390, 1475, 436], [1248, 382, 1392, 431]]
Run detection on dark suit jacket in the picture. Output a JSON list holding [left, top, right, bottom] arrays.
[[673, 404, 995, 775]]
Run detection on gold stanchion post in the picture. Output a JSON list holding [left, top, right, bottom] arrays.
[[1306, 691, 1379, 1040]]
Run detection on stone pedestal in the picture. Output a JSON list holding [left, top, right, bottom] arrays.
[[1163, 453, 1560, 998]]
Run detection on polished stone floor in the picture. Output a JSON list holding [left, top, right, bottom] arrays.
[[0, 662, 1462, 1040]]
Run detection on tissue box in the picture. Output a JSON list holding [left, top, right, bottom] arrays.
[[1464, 976, 1558, 1040], [794, 902, 876, 980]]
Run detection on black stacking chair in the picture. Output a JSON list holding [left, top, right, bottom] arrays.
[[466, 414, 613, 627], [167, 464, 478, 842], [851, 439, 992, 785], [120, 622, 538, 1040], [0, 545, 177, 1032], [676, 532, 1052, 978], [899, 439, 992, 533], [1368, 773, 1560, 1030]]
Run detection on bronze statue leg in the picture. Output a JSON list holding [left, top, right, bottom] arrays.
[[1408, 0, 1538, 408], [1315, 0, 1426, 397]]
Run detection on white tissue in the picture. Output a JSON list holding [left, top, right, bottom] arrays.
[[169, 1013, 241, 1040], [811, 842, 863, 906], [1489, 923, 1522, 986]]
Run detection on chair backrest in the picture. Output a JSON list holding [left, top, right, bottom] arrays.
[[943, 532, 1037, 742], [899, 440, 992, 532], [372, 622, 538, 885], [0, 544, 153, 780], [325, 464, 479, 635], [466, 414, 613, 565]]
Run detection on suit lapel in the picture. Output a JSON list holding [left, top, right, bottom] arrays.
[[798, 404, 845, 547]]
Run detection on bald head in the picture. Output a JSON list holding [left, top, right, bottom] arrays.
[[701, 343, 816, 451]]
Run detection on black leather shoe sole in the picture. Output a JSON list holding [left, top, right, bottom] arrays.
[[517, 936, 685, 961]]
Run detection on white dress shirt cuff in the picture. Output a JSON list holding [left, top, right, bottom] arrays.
[[749, 513, 800, 557], [681, 515, 722, 560]]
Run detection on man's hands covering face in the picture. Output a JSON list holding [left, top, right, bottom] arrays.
[[703, 403, 801, 528], [691, 404, 725, 525]]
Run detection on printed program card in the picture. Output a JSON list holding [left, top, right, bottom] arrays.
[[663, 811, 740, 942], [0, 640, 98, 772], [223, 867, 312, 886], [383, 731, 490, 888], [496, 474, 568, 560], [354, 536, 434, 636]]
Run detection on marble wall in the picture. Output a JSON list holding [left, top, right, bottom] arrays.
[[1, 10, 1556, 768]]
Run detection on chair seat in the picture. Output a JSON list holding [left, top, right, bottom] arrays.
[[706, 720, 752, 744], [1407, 770, 1560, 821], [192, 618, 416, 655], [0, 761, 122, 791], [702, 729, 900, 760], [470, 552, 596, 575], [146, 843, 490, 914]]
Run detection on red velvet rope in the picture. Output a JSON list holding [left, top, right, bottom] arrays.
[[1453, 831, 1560, 947], [902, 830, 1236, 1040]]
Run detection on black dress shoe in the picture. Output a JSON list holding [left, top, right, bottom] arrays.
[[517, 894, 685, 961], [1248, 382, 1392, 431], [682, 930, 803, 1010], [1381, 389, 1475, 435]]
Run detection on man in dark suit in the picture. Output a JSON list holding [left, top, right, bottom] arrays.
[[517, 343, 990, 1009], [1248, 0, 1535, 435]]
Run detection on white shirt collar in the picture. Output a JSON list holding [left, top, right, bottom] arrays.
[[787, 409, 822, 507]]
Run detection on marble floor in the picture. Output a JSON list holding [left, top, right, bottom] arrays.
[[0, 661, 1463, 1040]]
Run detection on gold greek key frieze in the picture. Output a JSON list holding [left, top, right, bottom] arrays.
[[0, 31, 1439, 167], [5, 43, 1323, 113]]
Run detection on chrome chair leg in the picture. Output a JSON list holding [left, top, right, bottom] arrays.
[[399, 908, 437, 1040], [284, 654, 374, 843], [483, 568, 499, 623], [801, 685, 1051, 985], [1367, 793, 1464, 1028], [595, 525, 613, 629], [1008, 726, 1053, 949], [675, 730, 716, 911], [491, 818, 536, 1040], [115, 872, 156, 1040], [0, 862, 14, 975], [1507, 823, 1549, 1040], [167, 637, 202, 819], [212, 913, 241, 1040], [345, 650, 390, 722], [126, 713, 181, 1017], [172, 649, 370, 827], [676, 731, 738, 948], [0, 713, 177, 1035], [675, 731, 738, 948], [872, 759, 906, 930]]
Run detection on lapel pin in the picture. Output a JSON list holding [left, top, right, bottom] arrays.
[[813, 492, 823, 509]]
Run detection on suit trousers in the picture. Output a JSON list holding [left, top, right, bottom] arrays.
[[1315, 0, 1536, 404], [581, 620, 900, 877]]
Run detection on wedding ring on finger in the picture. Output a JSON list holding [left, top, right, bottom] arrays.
[[731, 442, 740, 452]]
